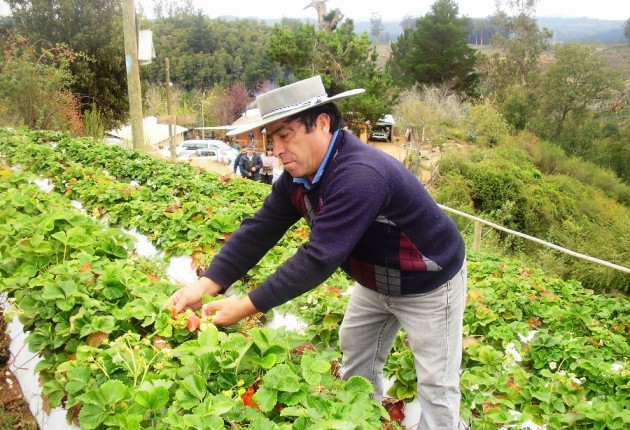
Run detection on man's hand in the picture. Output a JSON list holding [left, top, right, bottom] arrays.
[[202, 295, 258, 327], [167, 276, 223, 314]]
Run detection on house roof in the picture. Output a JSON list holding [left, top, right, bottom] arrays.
[[376, 114, 395, 126], [108, 116, 188, 147], [230, 108, 262, 132]]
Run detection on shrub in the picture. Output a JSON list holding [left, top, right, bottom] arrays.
[[435, 145, 630, 293], [82, 104, 105, 139], [393, 84, 465, 144], [0, 33, 82, 134], [465, 100, 511, 147], [523, 139, 630, 205]]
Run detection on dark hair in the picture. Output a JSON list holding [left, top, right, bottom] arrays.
[[266, 146, 273, 152], [286, 103, 344, 133]]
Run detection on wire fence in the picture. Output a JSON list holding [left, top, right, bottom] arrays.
[[438, 204, 630, 274]]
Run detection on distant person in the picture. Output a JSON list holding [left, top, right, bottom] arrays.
[[248, 131, 255, 145], [232, 147, 246, 177], [260, 146, 277, 185], [239, 143, 262, 181]]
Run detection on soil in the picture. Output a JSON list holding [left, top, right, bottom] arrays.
[[0, 138, 436, 430], [0, 306, 39, 430]]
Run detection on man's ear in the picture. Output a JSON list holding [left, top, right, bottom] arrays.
[[317, 113, 331, 131]]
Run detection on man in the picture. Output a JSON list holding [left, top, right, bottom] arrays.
[[238, 143, 263, 180], [232, 146, 246, 177], [168, 75, 467, 429]]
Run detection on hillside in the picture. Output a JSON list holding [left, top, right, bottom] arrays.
[[247, 16, 628, 44], [356, 16, 628, 44]]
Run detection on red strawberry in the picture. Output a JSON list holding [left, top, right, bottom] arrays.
[[242, 386, 258, 409], [166, 305, 178, 319], [241, 378, 261, 409], [186, 315, 201, 332], [382, 398, 405, 423], [293, 344, 316, 355]]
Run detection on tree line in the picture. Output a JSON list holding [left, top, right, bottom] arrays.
[[1, 0, 628, 181], [1, 0, 629, 292]]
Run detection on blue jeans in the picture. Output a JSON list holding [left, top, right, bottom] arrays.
[[339, 262, 467, 429]]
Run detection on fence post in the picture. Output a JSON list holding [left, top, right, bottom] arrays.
[[473, 221, 482, 252]]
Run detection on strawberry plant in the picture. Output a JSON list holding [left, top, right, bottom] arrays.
[[2, 128, 629, 429]]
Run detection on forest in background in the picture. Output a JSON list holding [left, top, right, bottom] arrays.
[[0, 0, 628, 294]]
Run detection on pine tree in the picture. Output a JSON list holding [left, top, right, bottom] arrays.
[[388, 0, 478, 96]]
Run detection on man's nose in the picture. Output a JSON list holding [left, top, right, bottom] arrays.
[[273, 141, 284, 157]]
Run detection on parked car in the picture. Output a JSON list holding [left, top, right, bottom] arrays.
[[177, 148, 236, 165], [176, 139, 238, 163], [369, 127, 389, 142]]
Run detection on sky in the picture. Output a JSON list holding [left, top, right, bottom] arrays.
[[139, 0, 628, 22], [1, 0, 628, 21]]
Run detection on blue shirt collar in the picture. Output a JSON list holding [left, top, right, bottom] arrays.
[[293, 130, 339, 190]]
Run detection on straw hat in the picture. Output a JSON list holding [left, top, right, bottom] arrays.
[[226, 75, 364, 136]]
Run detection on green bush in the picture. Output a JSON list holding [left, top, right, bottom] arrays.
[[464, 100, 511, 147], [435, 144, 630, 294], [523, 139, 630, 205]]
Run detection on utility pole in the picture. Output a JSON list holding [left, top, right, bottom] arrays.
[[122, 0, 146, 151], [164, 57, 176, 160]]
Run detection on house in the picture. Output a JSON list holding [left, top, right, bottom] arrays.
[[228, 108, 267, 150]]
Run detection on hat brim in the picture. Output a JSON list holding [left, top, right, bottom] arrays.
[[226, 88, 365, 136]]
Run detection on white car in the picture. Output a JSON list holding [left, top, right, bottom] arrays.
[[176, 139, 238, 162], [178, 148, 234, 165]]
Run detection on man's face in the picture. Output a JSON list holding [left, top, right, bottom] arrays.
[[267, 114, 331, 179]]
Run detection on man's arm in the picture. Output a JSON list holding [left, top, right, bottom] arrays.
[[202, 181, 302, 291], [238, 156, 249, 176], [233, 154, 242, 173], [254, 154, 263, 170]]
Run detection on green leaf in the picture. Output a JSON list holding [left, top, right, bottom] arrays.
[[261, 364, 300, 392], [41, 284, 65, 301], [343, 376, 373, 394], [182, 413, 224, 428], [301, 354, 330, 385], [192, 394, 234, 416], [91, 315, 116, 334], [253, 386, 277, 413], [18, 234, 53, 254], [133, 386, 170, 412], [103, 414, 143, 430], [52, 230, 70, 245], [277, 387, 307, 406], [99, 380, 130, 405], [279, 405, 308, 418], [41, 380, 66, 408], [65, 366, 92, 394], [197, 323, 220, 347], [255, 352, 277, 370], [78, 403, 108, 430], [176, 374, 208, 409]]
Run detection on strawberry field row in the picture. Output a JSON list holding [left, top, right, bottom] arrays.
[[1, 128, 629, 429]]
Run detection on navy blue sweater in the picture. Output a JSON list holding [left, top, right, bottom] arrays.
[[204, 131, 465, 313]]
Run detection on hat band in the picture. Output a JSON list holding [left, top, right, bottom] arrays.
[[261, 94, 328, 119]]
